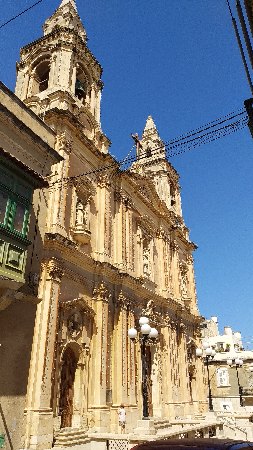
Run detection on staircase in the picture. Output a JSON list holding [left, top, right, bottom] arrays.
[[53, 428, 90, 447]]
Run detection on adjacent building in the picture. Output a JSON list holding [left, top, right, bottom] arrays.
[[0, 82, 62, 450], [200, 317, 253, 440]]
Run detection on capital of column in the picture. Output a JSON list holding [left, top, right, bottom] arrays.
[[93, 282, 111, 303], [46, 258, 64, 283], [117, 291, 132, 311], [56, 131, 73, 154]]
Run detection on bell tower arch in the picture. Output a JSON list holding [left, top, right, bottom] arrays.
[[15, 0, 107, 148]]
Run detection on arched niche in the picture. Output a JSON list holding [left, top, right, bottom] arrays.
[[74, 65, 91, 103], [59, 342, 84, 428], [30, 57, 51, 95]]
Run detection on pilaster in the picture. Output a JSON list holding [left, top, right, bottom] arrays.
[[89, 282, 110, 432], [112, 292, 133, 406], [22, 258, 63, 450], [170, 240, 180, 299], [95, 174, 111, 261], [47, 132, 72, 237]]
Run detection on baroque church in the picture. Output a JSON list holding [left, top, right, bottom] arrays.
[[0, 0, 210, 449]]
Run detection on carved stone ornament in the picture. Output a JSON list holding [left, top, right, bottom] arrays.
[[57, 132, 72, 154], [61, 297, 95, 318], [141, 299, 168, 327], [117, 291, 132, 311], [47, 258, 64, 282], [96, 172, 111, 188], [93, 282, 111, 303], [67, 311, 82, 338], [170, 240, 179, 252]]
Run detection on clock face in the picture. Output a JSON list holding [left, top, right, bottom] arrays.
[[67, 312, 82, 338]]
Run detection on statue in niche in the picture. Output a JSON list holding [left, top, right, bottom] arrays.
[[143, 244, 150, 277], [180, 263, 188, 298], [75, 198, 88, 228]]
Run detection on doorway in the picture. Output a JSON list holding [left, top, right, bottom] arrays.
[[59, 347, 78, 428]]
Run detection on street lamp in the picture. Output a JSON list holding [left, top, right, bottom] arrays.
[[227, 357, 244, 407], [196, 342, 216, 411], [128, 316, 158, 419]]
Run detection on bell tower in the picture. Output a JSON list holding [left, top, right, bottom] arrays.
[[131, 116, 182, 215], [15, 0, 107, 149]]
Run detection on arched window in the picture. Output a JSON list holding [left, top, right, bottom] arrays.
[[35, 60, 50, 93], [31, 60, 50, 95], [75, 68, 87, 102]]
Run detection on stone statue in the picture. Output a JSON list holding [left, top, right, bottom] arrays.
[[143, 245, 150, 277], [75, 199, 84, 226], [75, 199, 88, 227]]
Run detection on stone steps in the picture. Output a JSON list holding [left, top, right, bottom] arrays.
[[54, 428, 90, 447]]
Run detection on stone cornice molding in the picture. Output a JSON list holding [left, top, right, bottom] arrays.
[[19, 28, 102, 77], [43, 234, 201, 322]]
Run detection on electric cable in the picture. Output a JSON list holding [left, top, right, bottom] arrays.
[[46, 113, 248, 189], [0, 0, 45, 30]]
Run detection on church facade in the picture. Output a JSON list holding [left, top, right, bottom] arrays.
[[3, 1, 209, 448]]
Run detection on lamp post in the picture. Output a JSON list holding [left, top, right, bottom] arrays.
[[128, 316, 158, 419], [227, 357, 244, 407], [196, 342, 216, 411]]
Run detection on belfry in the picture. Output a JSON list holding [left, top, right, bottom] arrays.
[[0, 1, 210, 449]]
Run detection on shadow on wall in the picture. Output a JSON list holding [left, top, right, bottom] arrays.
[[0, 300, 36, 397]]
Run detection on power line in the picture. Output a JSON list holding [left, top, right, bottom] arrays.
[[166, 110, 246, 145], [46, 111, 247, 189], [0, 0, 44, 30]]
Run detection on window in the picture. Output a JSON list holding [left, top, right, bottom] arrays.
[[0, 167, 31, 239], [75, 68, 88, 102], [216, 367, 229, 387], [36, 60, 50, 92]]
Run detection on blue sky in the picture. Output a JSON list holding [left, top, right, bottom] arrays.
[[1, 0, 253, 345]]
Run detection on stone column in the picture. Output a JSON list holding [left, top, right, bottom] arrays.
[[95, 89, 101, 125], [112, 292, 130, 406], [178, 324, 191, 416], [114, 191, 123, 269], [187, 254, 198, 311], [125, 201, 133, 272], [48, 54, 57, 89], [22, 258, 63, 450], [47, 132, 72, 237], [170, 240, 180, 299], [94, 174, 110, 262], [89, 282, 110, 432], [90, 83, 96, 115], [71, 64, 77, 94], [155, 229, 165, 292]]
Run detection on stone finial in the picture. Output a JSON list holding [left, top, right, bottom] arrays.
[[143, 115, 158, 134], [59, 0, 77, 11], [141, 115, 166, 159]]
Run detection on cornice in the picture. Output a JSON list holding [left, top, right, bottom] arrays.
[[43, 232, 201, 321], [19, 27, 102, 76]]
